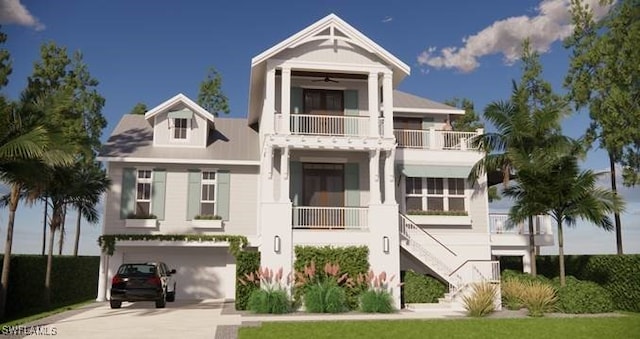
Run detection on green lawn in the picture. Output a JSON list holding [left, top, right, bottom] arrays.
[[239, 315, 640, 339]]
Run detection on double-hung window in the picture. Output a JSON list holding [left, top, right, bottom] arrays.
[[405, 177, 466, 212], [174, 118, 188, 139], [136, 170, 152, 215], [200, 171, 216, 216]]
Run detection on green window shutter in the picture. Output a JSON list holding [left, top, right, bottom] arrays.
[[216, 170, 231, 221], [151, 169, 166, 220], [290, 87, 303, 114], [344, 90, 359, 135], [345, 163, 360, 227], [120, 168, 136, 219], [187, 170, 201, 220], [345, 163, 360, 206], [290, 162, 303, 206]]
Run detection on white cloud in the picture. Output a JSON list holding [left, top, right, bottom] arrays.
[[382, 16, 393, 23], [417, 0, 614, 72], [0, 0, 45, 31]]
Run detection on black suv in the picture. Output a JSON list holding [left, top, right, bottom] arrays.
[[110, 262, 177, 309]]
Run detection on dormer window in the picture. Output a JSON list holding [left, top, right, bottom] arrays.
[[167, 108, 194, 141], [174, 118, 188, 139]]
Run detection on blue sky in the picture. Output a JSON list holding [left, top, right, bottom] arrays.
[[0, 0, 637, 256]]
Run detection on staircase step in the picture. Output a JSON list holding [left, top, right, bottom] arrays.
[[405, 303, 452, 311]]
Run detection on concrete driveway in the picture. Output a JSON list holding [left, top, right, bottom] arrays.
[[26, 299, 241, 339]]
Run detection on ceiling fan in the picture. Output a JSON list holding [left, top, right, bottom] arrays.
[[312, 76, 339, 83]]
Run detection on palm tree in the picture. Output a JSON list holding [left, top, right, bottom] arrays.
[[470, 41, 569, 276], [506, 151, 623, 286], [0, 97, 73, 318], [42, 162, 110, 305], [71, 162, 111, 256]]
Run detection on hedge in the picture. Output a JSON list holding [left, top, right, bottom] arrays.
[[554, 276, 615, 314], [402, 270, 446, 303], [500, 255, 640, 312], [294, 246, 369, 310], [235, 251, 260, 310], [0, 255, 99, 320]]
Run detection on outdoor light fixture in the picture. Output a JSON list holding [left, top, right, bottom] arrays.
[[383, 236, 389, 253], [274, 235, 281, 253]]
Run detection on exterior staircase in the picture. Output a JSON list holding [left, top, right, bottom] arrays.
[[398, 213, 501, 310]]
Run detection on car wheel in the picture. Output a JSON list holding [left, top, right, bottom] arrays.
[[110, 300, 122, 309], [155, 295, 166, 308], [166, 284, 176, 302], [166, 291, 175, 302]]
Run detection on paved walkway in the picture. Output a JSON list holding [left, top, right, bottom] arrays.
[[12, 300, 468, 338]]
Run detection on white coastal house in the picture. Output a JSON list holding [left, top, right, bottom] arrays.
[[96, 14, 553, 308]]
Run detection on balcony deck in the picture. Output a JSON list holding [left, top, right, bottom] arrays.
[[489, 213, 554, 247]]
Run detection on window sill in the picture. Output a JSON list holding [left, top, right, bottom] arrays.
[[125, 219, 158, 228], [191, 219, 223, 229], [406, 214, 471, 226]]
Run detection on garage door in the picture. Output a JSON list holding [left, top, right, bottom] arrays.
[[120, 247, 236, 300]]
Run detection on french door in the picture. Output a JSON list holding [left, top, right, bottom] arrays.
[[302, 163, 345, 228]]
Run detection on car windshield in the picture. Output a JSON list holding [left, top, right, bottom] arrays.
[[117, 264, 156, 275]]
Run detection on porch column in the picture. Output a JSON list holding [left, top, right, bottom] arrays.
[[261, 145, 275, 202], [382, 71, 393, 138], [264, 65, 276, 134], [369, 149, 381, 204], [281, 67, 291, 135], [279, 146, 290, 203], [368, 72, 379, 137], [96, 254, 108, 301], [383, 148, 396, 205]]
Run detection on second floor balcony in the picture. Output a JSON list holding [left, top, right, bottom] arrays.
[[274, 113, 384, 137], [394, 128, 482, 151]]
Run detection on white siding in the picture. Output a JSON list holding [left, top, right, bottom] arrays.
[[103, 162, 259, 237], [274, 39, 386, 66], [153, 105, 208, 148]]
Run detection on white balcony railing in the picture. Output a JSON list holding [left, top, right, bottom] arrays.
[[394, 129, 480, 150], [288, 114, 370, 137], [292, 206, 368, 230], [489, 213, 552, 235]]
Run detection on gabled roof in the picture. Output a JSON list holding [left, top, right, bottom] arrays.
[[248, 14, 412, 124], [144, 93, 215, 123], [393, 90, 464, 114], [251, 13, 410, 75], [99, 115, 259, 163]]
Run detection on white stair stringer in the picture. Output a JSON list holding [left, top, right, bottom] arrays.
[[398, 214, 465, 296]]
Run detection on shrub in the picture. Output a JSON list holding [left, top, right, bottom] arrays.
[[247, 288, 290, 314], [239, 266, 292, 314], [357, 270, 398, 313], [501, 279, 526, 310], [125, 213, 157, 219], [406, 210, 468, 216], [501, 269, 552, 285], [0, 255, 99, 320], [527, 255, 640, 312], [296, 262, 350, 313], [554, 276, 615, 314], [360, 290, 393, 313], [304, 281, 347, 313], [235, 251, 260, 310], [582, 255, 640, 312], [462, 282, 497, 317], [194, 214, 222, 220], [294, 246, 369, 310], [403, 270, 446, 303], [520, 281, 557, 317]]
